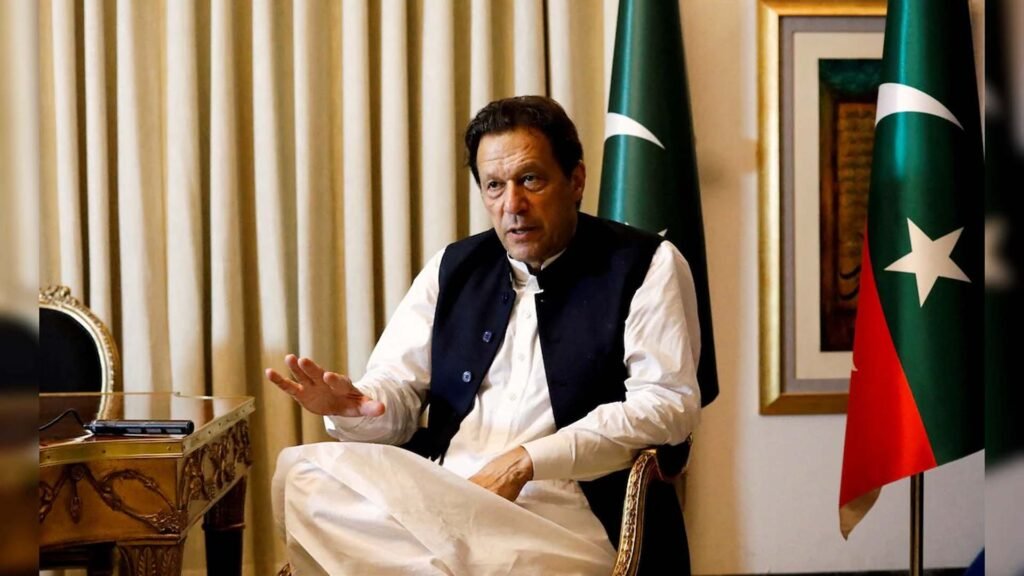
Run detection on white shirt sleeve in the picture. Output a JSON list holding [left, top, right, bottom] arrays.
[[522, 241, 702, 481], [324, 249, 445, 445]]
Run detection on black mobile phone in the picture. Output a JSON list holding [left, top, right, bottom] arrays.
[[85, 419, 195, 436]]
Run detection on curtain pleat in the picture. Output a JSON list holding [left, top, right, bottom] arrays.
[[513, 0, 546, 96], [165, 0, 207, 397], [210, 0, 247, 398], [379, 0, 412, 318], [0, 0, 40, 313], [546, 0, 573, 115], [549, 0, 609, 216], [37, 2, 617, 572], [83, 0, 113, 326], [117, 0, 172, 393], [341, 0, 375, 377], [467, 0, 492, 235], [51, 0, 84, 298], [252, 0, 297, 400], [39, 0, 60, 290], [293, 0, 338, 441], [251, 0, 301, 569], [419, 0, 457, 265], [25, 0, 42, 298]]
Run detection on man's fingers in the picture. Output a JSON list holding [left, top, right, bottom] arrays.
[[284, 355, 313, 386], [275, 357, 376, 417], [323, 372, 385, 417], [266, 368, 303, 396], [266, 368, 289, 387], [323, 371, 354, 390], [298, 356, 328, 384]]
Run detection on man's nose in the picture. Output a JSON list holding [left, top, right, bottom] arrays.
[[503, 183, 528, 214]]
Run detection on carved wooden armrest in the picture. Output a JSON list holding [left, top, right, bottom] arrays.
[[611, 436, 692, 576]]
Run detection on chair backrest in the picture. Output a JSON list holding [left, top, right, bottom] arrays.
[[39, 285, 120, 394]]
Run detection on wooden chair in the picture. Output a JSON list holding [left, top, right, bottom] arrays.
[[39, 285, 120, 394], [39, 285, 121, 574], [611, 437, 693, 576]]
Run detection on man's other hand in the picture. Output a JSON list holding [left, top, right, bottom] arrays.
[[468, 446, 534, 502], [266, 355, 386, 418]]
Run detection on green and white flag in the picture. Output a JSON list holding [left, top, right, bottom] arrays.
[[599, 0, 718, 406], [839, 0, 984, 537]]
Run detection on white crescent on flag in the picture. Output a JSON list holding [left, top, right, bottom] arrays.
[[604, 112, 665, 149], [875, 82, 963, 130]]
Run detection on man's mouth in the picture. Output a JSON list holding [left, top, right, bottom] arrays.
[[507, 226, 538, 239]]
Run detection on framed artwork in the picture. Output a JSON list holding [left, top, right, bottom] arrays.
[[758, 0, 886, 414]]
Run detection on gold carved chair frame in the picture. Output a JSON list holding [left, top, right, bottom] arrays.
[[39, 285, 121, 394]]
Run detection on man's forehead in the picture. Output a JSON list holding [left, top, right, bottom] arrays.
[[477, 128, 555, 167]]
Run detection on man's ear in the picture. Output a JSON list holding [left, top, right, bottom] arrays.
[[571, 162, 586, 203]]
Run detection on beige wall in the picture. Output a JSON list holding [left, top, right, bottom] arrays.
[[668, 0, 985, 573]]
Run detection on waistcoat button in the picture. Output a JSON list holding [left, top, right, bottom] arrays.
[[482, 331, 493, 343], [461, 371, 472, 383]]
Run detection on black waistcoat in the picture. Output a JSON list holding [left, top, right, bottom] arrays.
[[404, 213, 687, 560]]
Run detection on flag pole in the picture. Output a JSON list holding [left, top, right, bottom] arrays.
[[910, 473, 923, 576]]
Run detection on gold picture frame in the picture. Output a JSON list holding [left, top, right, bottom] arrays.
[[758, 0, 886, 414]]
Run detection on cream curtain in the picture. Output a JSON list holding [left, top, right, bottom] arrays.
[[31, 0, 617, 573]]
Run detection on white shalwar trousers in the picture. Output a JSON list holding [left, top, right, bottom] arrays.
[[272, 443, 617, 575]]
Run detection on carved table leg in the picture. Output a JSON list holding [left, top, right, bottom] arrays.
[[116, 541, 184, 575], [203, 477, 247, 576]]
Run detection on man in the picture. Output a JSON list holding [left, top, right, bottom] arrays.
[[270, 96, 701, 575]]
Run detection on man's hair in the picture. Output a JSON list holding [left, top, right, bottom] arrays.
[[464, 95, 583, 185]]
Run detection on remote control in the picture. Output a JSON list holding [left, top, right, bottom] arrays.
[[85, 419, 195, 436]]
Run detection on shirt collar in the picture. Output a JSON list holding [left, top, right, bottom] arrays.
[[507, 249, 566, 287]]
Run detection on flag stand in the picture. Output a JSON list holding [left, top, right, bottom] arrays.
[[910, 473, 924, 576]]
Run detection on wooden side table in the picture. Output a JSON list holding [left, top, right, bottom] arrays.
[[39, 392, 255, 575]]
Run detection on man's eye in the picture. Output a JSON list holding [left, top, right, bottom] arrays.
[[522, 175, 543, 189]]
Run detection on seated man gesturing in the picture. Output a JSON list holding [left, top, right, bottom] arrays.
[[269, 95, 702, 576]]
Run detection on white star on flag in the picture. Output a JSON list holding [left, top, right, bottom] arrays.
[[885, 218, 971, 306]]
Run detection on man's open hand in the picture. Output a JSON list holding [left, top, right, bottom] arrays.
[[266, 355, 385, 418], [468, 446, 534, 502]]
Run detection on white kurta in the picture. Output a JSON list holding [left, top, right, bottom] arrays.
[[273, 241, 702, 575]]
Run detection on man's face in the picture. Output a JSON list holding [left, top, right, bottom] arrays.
[[477, 127, 585, 269]]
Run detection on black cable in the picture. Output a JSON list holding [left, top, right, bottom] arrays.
[[38, 408, 86, 432]]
